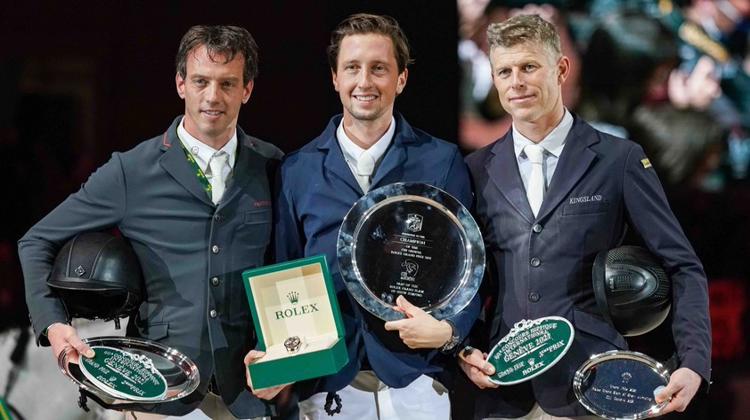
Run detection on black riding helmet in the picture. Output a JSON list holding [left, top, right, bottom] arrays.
[[48, 232, 143, 322], [592, 246, 671, 337]]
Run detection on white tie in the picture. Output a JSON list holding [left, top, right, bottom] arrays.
[[525, 144, 545, 217], [208, 151, 229, 204], [355, 151, 376, 192]]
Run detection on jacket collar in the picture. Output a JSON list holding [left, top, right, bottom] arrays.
[[159, 116, 263, 208], [486, 114, 600, 222], [315, 112, 420, 195]]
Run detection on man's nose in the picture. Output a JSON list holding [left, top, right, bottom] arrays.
[[357, 70, 374, 88], [510, 70, 526, 89], [204, 82, 220, 102]]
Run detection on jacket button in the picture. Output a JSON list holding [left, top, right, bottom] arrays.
[[528, 291, 540, 302], [211, 245, 220, 254], [211, 276, 220, 286], [213, 213, 224, 223], [209, 309, 217, 318], [532, 224, 543, 233], [530, 257, 541, 267]]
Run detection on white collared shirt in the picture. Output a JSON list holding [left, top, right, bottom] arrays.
[[337, 116, 396, 193], [513, 109, 573, 193], [177, 117, 237, 181]]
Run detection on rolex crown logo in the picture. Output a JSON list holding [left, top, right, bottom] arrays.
[[287, 291, 300, 305]]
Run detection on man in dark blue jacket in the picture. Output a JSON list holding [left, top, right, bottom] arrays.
[[460, 14, 710, 420], [268, 13, 479, 419]]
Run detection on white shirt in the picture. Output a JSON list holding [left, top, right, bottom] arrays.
[[177, 117, 237, 182], [513, 109, 573, 193], [337, 116, 396, 192]]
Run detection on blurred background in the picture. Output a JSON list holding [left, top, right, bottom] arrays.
[[0, 0, 748, 419]]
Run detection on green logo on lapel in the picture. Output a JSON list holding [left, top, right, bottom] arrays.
[[488, 317, 574, 385], [79, 346, 167, 401]]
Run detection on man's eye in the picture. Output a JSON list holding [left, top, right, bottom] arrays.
[[524, 64, 537, 72], [222, 81, 234, 88], [497, 69, 510, 77], [194, 79, 207, 86]]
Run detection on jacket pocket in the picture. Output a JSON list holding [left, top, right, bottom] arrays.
[[244, 208, 272, 224], [572, 308, 626, 349], [135, 322, 169, 341], [562, 200, 609, 216], [237, 208, 272, 246]]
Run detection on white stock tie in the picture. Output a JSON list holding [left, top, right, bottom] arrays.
[[355, 151, 376, 193], [525, 144, 545, 217], [208, 151, 229, 205]]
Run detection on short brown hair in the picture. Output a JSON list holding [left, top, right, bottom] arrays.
[[328, 13, 413, 73], [176, 25, 259, 85], [487, 14, 561, 59]]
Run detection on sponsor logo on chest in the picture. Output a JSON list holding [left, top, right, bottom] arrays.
[[568, 195, 602, 204]]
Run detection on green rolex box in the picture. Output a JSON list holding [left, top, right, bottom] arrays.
[[242, 255, 348, 390]]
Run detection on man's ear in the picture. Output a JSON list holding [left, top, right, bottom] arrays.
[[396, 68, 408, 95], [557, 56, 571, 84], [242, 80, 254, 104], [331, 69, 340, 92], [176, 73, 186, 99]]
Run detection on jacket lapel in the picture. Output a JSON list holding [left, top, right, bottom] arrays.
[[536, 117, 599, 220], [221, 128, 266, 206], [370, 113, 414, 188], [486, 131, 534, 223], [317, 116, 373, 196], [158, 117, 214, 207]]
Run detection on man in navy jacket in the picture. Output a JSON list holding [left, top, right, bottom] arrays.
[[267, 13, 479, 419], [459, 14, 711, 419]]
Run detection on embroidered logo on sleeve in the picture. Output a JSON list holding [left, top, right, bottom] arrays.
[[641, 158, 652, 169]]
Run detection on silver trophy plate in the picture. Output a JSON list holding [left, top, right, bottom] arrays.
[[337, 182, 485, 321], [573, 350, 671, 420], [58, 336, 200, 407]]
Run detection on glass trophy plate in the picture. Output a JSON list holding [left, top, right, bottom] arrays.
[[337, 182, 485, 321], [58, 336, 199, 407], [573, 350, 670, 420], [488, 317, 575, 385]]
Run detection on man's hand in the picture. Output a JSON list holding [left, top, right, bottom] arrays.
[[47, 322, 94, 364], [655, 367, 702, 414], [383, 295, 452, 349], [458, 346, 498, 389], [243, 349, 291, 400]]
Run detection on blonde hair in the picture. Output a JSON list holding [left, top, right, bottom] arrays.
[[487, 14, 561, 59]]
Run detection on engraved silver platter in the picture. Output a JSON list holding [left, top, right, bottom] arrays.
[[573, 350, 671, 420], [337, 182, 485, 321], [58, 336, 200, 407]]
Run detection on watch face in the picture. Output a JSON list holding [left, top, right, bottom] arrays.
[[443, 336, 460, 351], [441, 321, 459, 350]]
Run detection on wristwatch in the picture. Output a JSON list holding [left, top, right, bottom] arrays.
[[440, 319, 460, 353]]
